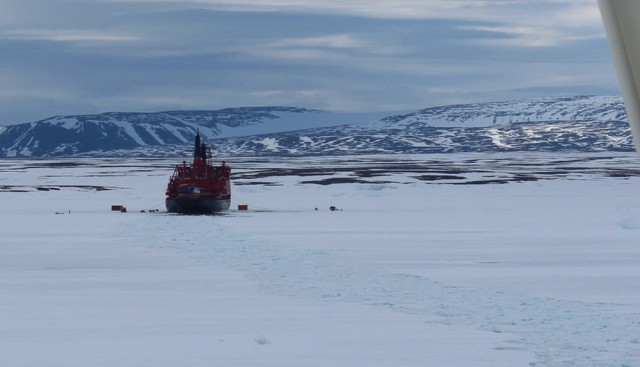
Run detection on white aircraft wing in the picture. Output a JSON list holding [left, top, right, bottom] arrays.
[[599, 0, 640, 152]]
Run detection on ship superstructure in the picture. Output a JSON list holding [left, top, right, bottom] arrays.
[[165, 132, 231, 214]]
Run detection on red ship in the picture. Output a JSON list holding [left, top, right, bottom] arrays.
[[165, 131, 231, 214]]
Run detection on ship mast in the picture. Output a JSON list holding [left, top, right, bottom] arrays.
[[194, 130, 202, 161]]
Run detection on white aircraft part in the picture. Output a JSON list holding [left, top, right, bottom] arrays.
[[599, 0, 640, 153]]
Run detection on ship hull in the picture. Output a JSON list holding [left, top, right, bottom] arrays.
[[165, 197, 231, 214]]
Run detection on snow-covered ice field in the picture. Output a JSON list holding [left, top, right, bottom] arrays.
[[1, 152, 640, 366]]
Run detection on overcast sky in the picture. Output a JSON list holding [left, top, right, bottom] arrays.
[[0, 0, 619, 125]]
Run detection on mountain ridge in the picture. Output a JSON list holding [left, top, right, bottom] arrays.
[[0, 95, 633, 157]]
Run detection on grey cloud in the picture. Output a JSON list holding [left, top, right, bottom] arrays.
[[0, 0, 618, 125]]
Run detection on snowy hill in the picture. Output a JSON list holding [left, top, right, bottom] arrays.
[[0, 96, 633, 157], [210, 120, 632, 156], [198, 96, 635, 156], [0, 107, 385, 157], [365, 95, 627, 128]]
